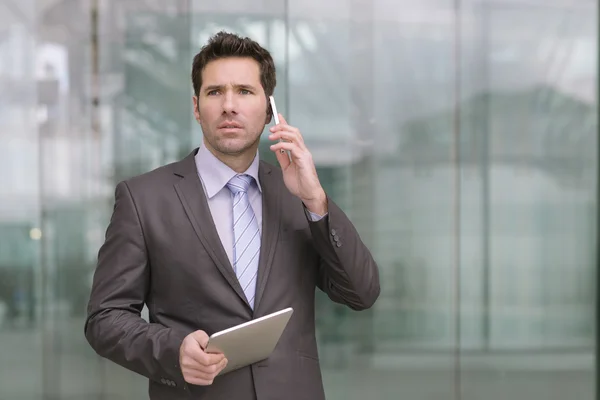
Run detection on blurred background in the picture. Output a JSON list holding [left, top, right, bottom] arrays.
[[0, 0, 597, 399]]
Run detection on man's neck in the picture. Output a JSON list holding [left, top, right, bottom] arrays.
[[220, 154, 255, 174]]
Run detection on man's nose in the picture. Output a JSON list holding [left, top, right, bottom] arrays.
[[222, 91, 237, 114]]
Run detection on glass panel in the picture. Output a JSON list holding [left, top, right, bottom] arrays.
[[458, 1, 597, 399], [0, 1, 44, 399], [34, 0, 104, 398], [287, 0, 459, 398], [0, 1, 195, 399]]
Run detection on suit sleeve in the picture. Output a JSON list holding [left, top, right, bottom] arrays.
[[306, 196, 381, 310], [84, 181, 189, 389]]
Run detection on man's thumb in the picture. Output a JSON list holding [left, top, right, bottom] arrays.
[[191, 330, 209, 349], [275, 147, 291, 169]]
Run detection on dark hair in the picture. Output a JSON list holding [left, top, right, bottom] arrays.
[[191, 31, 276, 104]]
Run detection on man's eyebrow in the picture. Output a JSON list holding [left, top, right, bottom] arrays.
[[235, 84, 258, 91], [203, 85, 223, 93], [202, 84, 258, 93]]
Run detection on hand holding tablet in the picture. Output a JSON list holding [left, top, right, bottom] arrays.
[[205, 307, 293, 376], [179, 330, 228, 386], [179, 307, 293, 385]]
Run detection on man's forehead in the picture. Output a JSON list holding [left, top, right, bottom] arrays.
[[200, 58, 262, 91], [203, 58, 259, 77]]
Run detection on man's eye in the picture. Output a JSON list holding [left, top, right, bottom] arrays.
[[240, 89, 251, 95], [207, 90, 220, 96]]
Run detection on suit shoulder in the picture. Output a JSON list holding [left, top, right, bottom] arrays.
[[118, 159, 182, 194]]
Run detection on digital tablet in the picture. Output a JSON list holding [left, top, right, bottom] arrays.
[[205, 307, 294, 375]]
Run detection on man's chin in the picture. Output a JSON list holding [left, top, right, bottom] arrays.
[[214, 137, 260, 156], [215, 143, 257, 156]]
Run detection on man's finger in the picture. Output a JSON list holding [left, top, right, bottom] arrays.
[[270, 117, 304, 145], [182, 358, 228, 385], [218, 357, 228, 371], [184, 358, 226, 377], [278, 113, 288, 126], [271, 142, 301, 167], [275, 113, 302, 133], [268, 131, 305, 150], [181, 354, 221, 372], [181, 349, 202, 367], [270, 123, 300, 135], [274, 144, 292, 169], [183, 369, 216, 381], [204, 351, 226, 365], [271, 141, 300, 154]]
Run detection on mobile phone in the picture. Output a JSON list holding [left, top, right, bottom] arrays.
[[269, 96, 291, 162], [269, 95, 280, 125]]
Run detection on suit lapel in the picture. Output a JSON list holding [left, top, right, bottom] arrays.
[[253, 161, 282, 312], [172, 150, 250, 307]]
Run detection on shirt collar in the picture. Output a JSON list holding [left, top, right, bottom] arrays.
[[194, 141, 262, 199]]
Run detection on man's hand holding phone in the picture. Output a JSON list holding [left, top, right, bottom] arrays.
[[268, 96, 327, 216], [179, 330, 228, 386]]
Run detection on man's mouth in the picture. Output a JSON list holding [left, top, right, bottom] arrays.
[[218, 121, 243, 129]]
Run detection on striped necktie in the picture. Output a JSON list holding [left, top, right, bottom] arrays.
[[226, 174, 260, 309]]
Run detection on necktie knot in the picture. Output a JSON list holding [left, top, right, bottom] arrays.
[[227, 174, 253, 195]]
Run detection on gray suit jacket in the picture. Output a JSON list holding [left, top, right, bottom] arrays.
[[85, 149, 380, 400]]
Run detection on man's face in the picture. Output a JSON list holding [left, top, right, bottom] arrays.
[[193, 57, 269, 158]]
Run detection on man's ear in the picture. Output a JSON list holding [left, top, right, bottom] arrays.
[[265, 103, 272, 125], [192, 95, 201, 123]]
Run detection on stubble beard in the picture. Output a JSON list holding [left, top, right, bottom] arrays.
[[205, 129, 262, 158]]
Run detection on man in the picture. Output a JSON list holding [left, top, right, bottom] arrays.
[[85, 31, 380, 400]]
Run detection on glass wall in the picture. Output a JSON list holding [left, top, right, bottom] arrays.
[[0, 0, 596, 399]]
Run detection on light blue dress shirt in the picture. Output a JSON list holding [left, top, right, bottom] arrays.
[[194, 143, 325, 266]]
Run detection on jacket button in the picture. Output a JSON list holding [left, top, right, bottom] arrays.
[[331, 229, 337, 236], [336, 242, 342, 247]]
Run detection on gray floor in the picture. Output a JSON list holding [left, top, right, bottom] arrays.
[[0, 323, 594, 400]]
